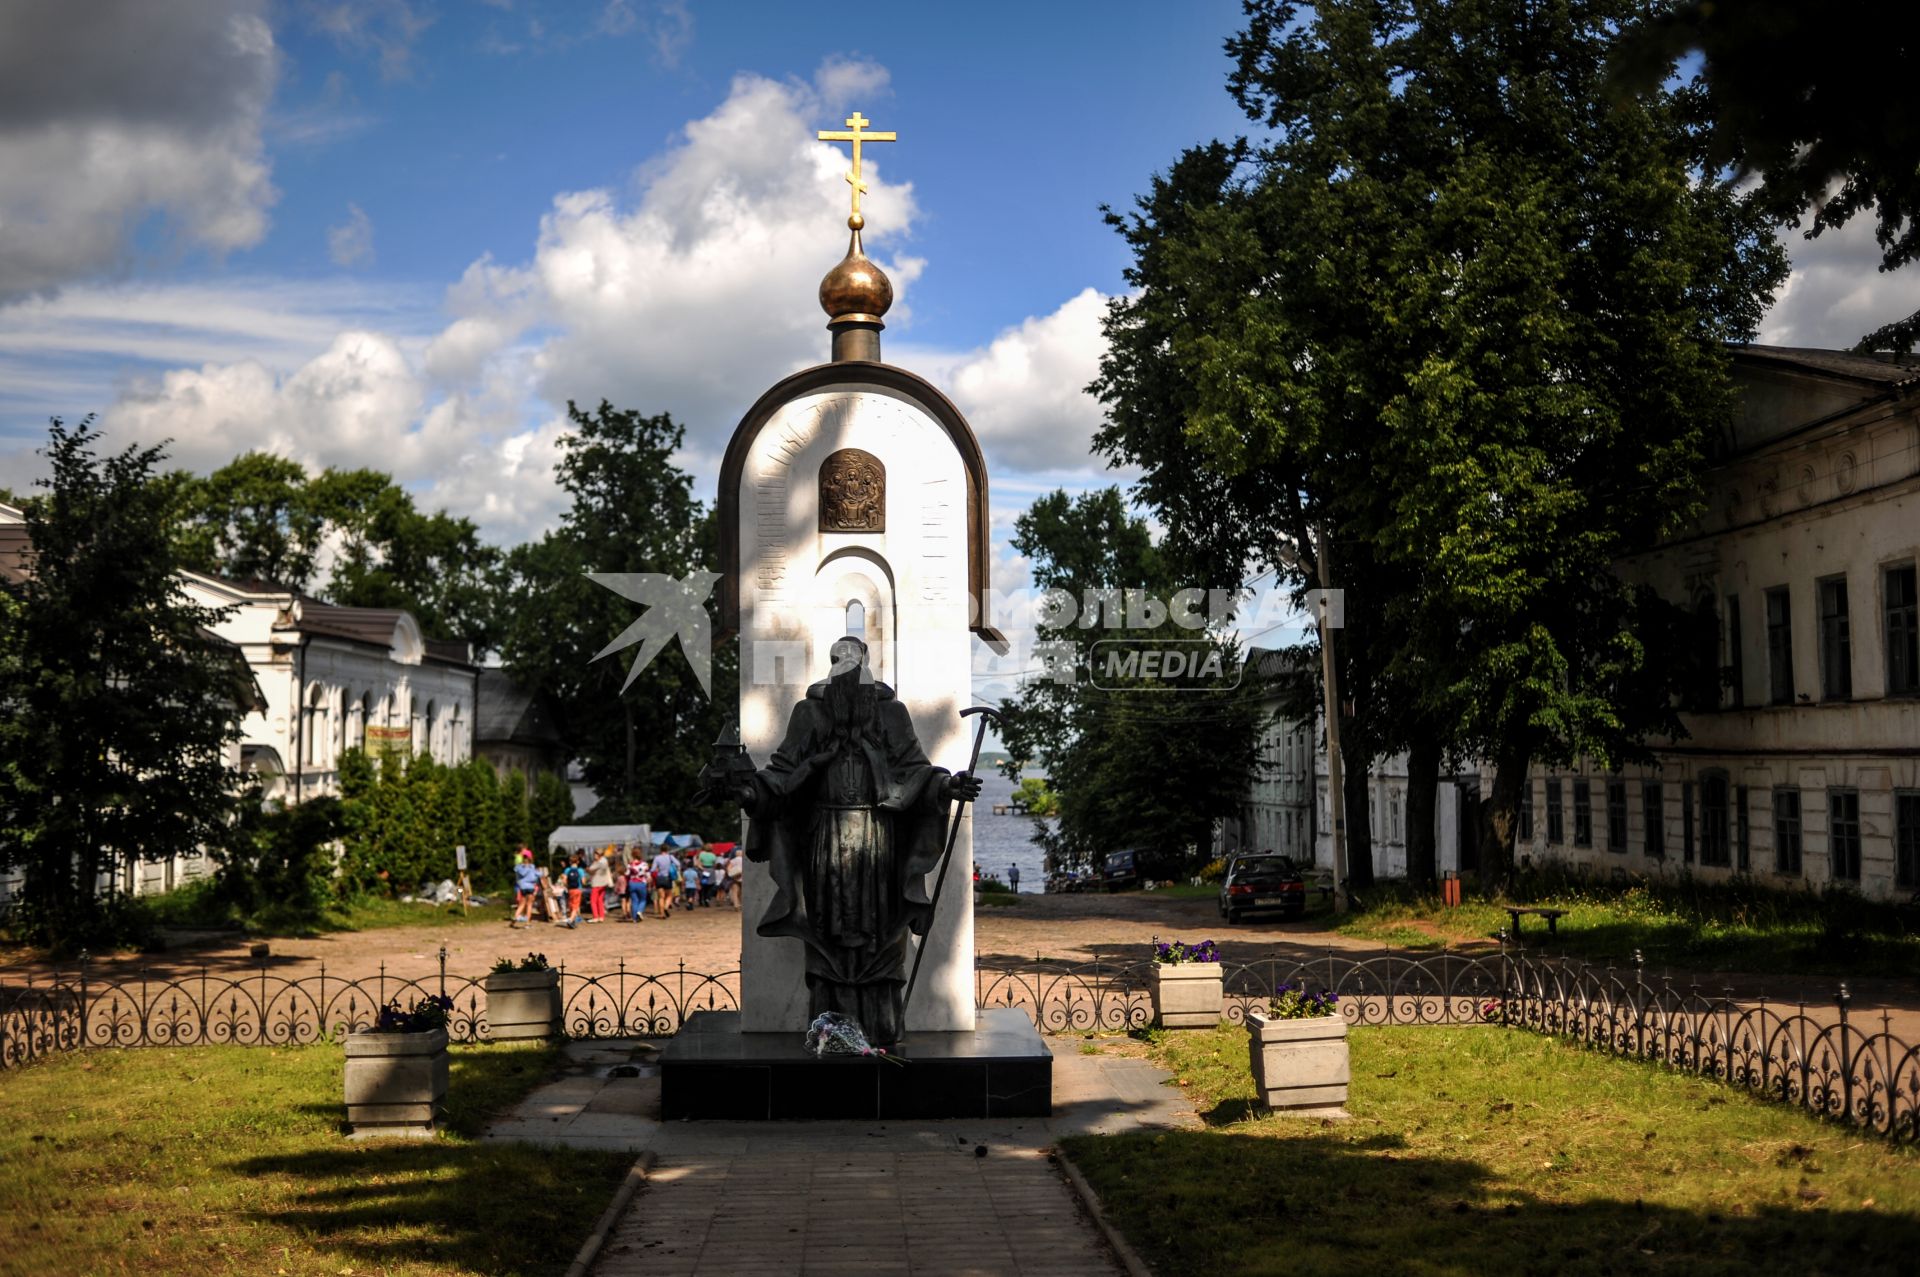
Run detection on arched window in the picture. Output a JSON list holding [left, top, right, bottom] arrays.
[[303, 684, 327, 770], [846, 599, 865, 639]]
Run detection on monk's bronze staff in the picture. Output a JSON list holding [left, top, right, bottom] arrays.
[[901, 704, 1001, 1023]]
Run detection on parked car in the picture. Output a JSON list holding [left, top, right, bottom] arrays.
[[1101, 849, 1140, 892], [1218, 854, 1307, 922]]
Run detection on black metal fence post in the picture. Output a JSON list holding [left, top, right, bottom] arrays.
[[1837, 982, 1854, 1121], [77, 951, 91, 1054]]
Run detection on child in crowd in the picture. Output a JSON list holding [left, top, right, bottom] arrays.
[[563, 851, 587, 925], [511, 848, 538, 927], [625, 855, 648, 922]]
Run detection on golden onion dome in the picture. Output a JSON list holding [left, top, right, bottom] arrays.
[[818, 221, 893, 325]]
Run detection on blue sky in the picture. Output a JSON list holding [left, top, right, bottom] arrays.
[[254, 0, 1252, 347], [2, 0, 1916, 706], [0, 0, 1255, 521]]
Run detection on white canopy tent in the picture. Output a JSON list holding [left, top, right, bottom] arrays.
[[546, 824, 652, 855]]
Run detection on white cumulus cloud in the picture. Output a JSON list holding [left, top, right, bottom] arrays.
[[64, 57, 1113, 556], [926, 287, 1114, 475], [1759, 214, 1920, 350], [0, 0, 279, 301]]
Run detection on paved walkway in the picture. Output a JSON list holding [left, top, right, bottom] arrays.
[[483, 1035, 1197, 1276]]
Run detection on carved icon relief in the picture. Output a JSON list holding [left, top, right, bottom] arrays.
[[819, 447, 886, 532]]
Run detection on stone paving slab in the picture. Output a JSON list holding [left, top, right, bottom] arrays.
[[591, 1146, 1121, 1277], [481, 1030, 1191, 1274]]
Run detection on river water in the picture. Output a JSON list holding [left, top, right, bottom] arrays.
[[971, 767, 1053, 893]]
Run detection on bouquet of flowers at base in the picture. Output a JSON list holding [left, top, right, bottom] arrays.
[[803, 1011, 901, 1063]]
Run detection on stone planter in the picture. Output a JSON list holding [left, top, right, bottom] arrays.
[[343, 1027, 447, 1139], [1247, 1012, 1349, 1115], [1148, 962, 1223, 1029], [485, 968, 562, 1040]]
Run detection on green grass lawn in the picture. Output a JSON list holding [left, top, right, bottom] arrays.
[[0, 1041, 630, 1276], [1334, 877, 1920, 979], [1065, 1026, 1920, 1277], [322, 895, 513, 933], [139, 879, 512, 939], [1148, 883, 1218, 901]]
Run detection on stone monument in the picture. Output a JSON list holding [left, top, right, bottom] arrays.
[[707, 634, 981, 1047], [660, 111, 1047, 1120]]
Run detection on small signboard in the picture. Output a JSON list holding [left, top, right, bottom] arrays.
[[455, 844, 468, 871]]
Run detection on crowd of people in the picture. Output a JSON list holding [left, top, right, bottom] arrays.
[[508, 842, 742, 929]]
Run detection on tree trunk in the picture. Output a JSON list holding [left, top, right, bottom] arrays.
[[1478, 738, 1532, 893], [1341, 733, 1375, 889], [1405, 738, 1440, 888], [622, 699, 636, 797]]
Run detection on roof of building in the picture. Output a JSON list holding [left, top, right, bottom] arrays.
[[476, 667, 565, 747], [1734, 344, 1920, 389], [268, 597, 474, 666], [424, 638, 474, 665], [296, 600, 410, 648]]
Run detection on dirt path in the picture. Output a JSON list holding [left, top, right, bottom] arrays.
[[7, 890, 1914, 1032], [1, 891, 1373, 984]]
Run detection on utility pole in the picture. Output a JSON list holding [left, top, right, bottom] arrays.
[[1272, 526, 1349, 914], [1315, 522, 1348, 914]]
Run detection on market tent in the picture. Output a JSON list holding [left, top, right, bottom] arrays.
[[649, 831, 705, 849], [547, 824, 652, 854]]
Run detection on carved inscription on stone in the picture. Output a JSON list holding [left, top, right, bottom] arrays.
[[819, 447, 886, 532], [920, 476, 952, 603]]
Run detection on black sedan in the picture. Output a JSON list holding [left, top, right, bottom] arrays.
[[1218, 855, 1308, 922]]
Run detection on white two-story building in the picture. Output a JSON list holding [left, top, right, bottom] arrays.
[[1221, 345, 1919, 903], [1519, 346, 1919, 900], [177, 573, 479, 804]]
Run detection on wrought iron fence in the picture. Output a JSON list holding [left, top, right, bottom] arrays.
[[3, 948, 1914, 1142]]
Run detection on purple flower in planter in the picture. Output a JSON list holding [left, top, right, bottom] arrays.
[[1154, 938, 1222, 966], [1266, 983, 1340, 1020]]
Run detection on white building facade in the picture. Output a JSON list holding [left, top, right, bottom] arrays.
[[1519, 347, 1919, 901], [1220, 346, 1917, 902], [180, 574, 479, 804], [1216, 656, 1478, 878]]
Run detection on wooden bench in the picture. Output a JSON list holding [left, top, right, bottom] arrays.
[[1504, 906, 1568, 942]]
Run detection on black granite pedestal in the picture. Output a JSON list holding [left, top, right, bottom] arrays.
[[660, 1006, 1052, 1121]]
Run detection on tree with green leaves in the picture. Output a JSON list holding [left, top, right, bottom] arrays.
[[166, 452, 328, 590], [0, 420, 254, 950], [168, 454, 503, 650], [494, 401, 734, 832], [528, 771, 575, 851], [995, 488, 1266, 881], [1095, 0, 1786, 887]]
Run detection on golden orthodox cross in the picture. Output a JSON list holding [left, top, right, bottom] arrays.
[[817, 111, 896, 226]]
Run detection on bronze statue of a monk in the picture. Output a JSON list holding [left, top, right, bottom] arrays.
[[708, 636, 979, 1046]]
